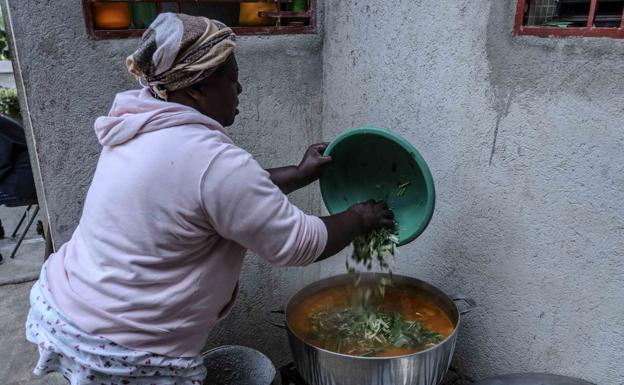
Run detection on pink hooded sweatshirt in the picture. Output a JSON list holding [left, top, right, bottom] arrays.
[[45, 88, 328, 357]]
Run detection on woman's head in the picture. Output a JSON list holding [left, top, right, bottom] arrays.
[[170, 54, 242, 127], [126, 13, 241, 126]]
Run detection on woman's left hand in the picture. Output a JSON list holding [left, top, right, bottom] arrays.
[[267, 143, 332, 194], [297, 143, 333, 182]]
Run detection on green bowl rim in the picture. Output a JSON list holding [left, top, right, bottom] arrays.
[[320, 127, 435, 246]]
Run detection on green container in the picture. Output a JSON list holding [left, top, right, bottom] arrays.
[[131, 2, 158, 29], [289, 0, 308, 12], [320, 127, 435, 246]]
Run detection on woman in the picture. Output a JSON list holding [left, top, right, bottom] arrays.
[[25, 13, 393, 385]]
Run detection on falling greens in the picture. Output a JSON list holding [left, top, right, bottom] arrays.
[[307, 307, 443, 356], [327, 208, 442, 357], [346, 214, 399, 300], [348, 227, 399, 272]]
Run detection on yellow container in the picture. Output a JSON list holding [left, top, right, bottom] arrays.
[[239, 2, 279, 26], [93, 2, 132, 30]]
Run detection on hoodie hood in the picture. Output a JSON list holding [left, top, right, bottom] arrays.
[[94, 88, 227, 146]]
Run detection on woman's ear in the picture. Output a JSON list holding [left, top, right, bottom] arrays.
[[186, 83, 204, 103]]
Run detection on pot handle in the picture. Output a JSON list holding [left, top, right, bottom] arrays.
[[263, 309, 287, 330], [451, 295, 477, 315]]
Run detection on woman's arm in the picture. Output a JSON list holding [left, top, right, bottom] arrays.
[[267, 143, 332, 194], [317, 201, 394, 262], [266, 166, 308, 195], [202, 147, 393, 267]]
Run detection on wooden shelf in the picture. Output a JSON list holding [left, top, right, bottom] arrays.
[[87, 0, 294, 3], [258, 10, 310, 18], [84, 0, 316, 39], [90, 25, 313, 39]]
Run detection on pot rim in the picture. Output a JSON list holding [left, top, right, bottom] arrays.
[[283, 272, 462, 360]]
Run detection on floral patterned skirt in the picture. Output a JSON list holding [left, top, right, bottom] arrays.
[[25, 266, 207, 385]]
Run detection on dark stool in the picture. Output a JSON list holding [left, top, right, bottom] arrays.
[[0, 194, 39, 263]]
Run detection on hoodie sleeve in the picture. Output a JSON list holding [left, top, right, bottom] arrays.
[[200, 145, 328, 266]]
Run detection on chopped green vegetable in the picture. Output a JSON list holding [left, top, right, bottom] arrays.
[[323, 208, 443, 357], [349, 227, 399, 272], [397, 181, 411, 197], [307, 307, 443, 356], [347, 225, 399, 299]]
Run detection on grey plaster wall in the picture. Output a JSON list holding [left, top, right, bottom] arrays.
[[3, 0, 324, 364], [320, 1, 623, 384]]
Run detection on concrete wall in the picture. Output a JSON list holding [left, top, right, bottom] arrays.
[[2, 0, 324, 363], [320, 1, 623, 384]]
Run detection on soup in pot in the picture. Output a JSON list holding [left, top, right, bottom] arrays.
[[288, 284, 454, 357]]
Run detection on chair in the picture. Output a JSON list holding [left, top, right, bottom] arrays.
[[0, 115, 40, 263], [0, 193, 39, 263]]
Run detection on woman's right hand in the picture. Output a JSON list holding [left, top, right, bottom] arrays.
[[317, 200, 395, 262], [348, 200, 395, 234]]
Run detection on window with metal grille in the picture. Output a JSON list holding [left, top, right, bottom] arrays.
[[514, 0, 624, 38], [83, 0, 316, 40]]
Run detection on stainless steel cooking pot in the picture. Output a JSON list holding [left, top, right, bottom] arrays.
[[266, 273, 475, 385]]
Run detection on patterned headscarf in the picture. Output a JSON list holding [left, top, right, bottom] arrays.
[[126, 13, 236, 100]]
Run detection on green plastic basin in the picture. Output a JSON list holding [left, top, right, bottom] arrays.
[[320, 127, 435, 246]]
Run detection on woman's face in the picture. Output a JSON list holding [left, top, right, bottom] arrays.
[[194, 55, 243, 127]]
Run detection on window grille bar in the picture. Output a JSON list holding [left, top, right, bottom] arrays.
[[587, 0, 599, 27]]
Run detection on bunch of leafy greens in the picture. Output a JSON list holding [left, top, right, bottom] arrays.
[[307, 306, 443, 356], [348, 227, 399, 272], [345, 211, 400, 305], [324, 205, 442, 357], [348, 180, 413, 273]]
